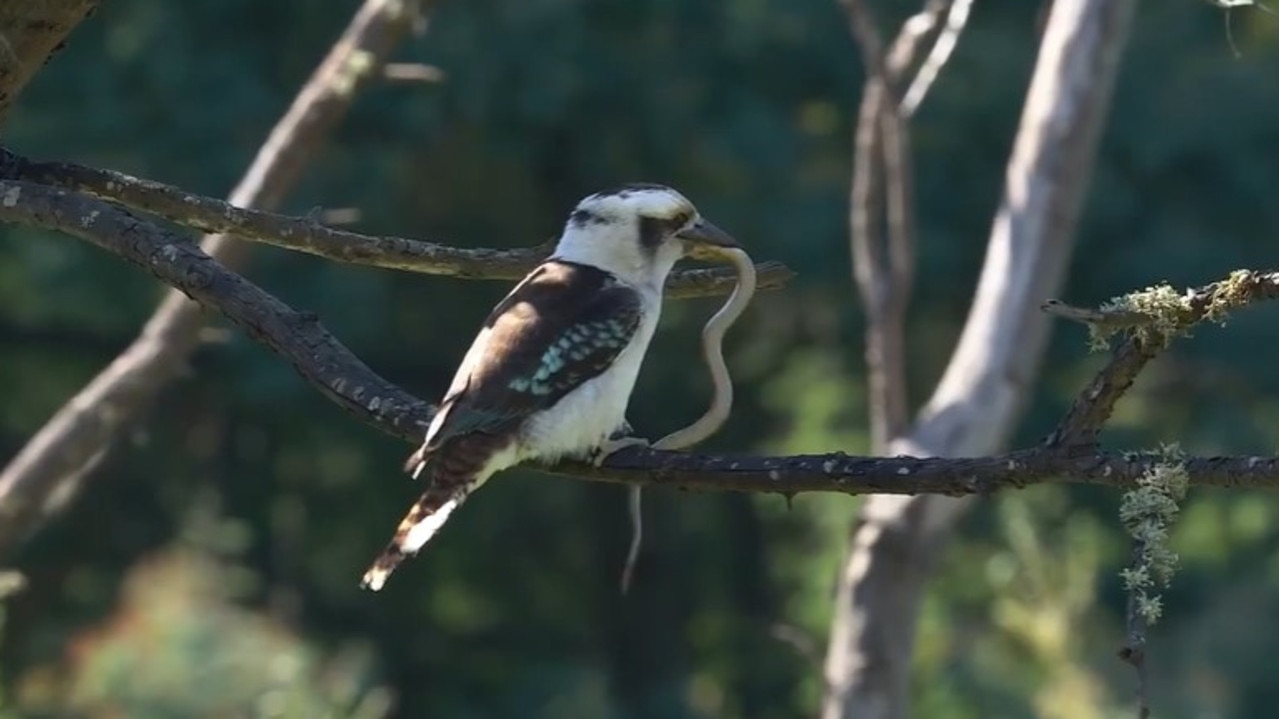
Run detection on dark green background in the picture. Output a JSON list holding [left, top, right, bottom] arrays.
[[3, 1, 1279, 717]]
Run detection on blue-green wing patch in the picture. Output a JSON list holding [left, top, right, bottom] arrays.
[[419, 261, 644, 450]]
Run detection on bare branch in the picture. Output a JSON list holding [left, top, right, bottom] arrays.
[[841, 0, 946, 449], [0, 0, 429, 555], [1118, 541, 1152, 719], [0, 1, 100, 125], [0, 149, 793, 299], [900, 0, 975, 118], [6, 181, 1279, 501]]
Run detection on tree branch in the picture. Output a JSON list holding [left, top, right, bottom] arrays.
[[0, 0, 100, 124], [0, 148, 793, 299], [7, 180, 1279, 498], [1118, 540, 1151, 719], [841, 0, 947, 450], [0, 0, 430, 555], [1048, 270, 1279, 448], [899, 0, 974, 117]]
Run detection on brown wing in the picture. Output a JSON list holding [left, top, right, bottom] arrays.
[[404, 260, 645, 472]]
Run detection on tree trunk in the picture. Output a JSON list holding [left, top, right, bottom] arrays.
[[821, 1, 1140, 717]]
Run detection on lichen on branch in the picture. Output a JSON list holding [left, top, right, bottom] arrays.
[[1118, 444, 1189, 624], [1045, 268, 1279, 353]]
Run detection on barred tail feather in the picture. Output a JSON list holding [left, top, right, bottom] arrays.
[[360, 483, 475, 592], [403, 442, 434, 478], [362, 433, 515, 592]]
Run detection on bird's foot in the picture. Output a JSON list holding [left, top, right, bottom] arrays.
[[590, 435, 651, 467]]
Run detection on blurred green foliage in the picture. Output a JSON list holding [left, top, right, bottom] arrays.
[[4, 0, 1279, 717]]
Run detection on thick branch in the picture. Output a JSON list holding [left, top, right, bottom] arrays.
[[0, 1, 100, 124], [0, 149, 793, 299], [7, 181, 1279, 500]]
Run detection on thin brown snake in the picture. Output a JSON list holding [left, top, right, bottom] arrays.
[[619, 247, 758, 592]]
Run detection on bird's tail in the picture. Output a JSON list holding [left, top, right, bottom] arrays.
[[362, 434, 511, 592], [360, 480, 475, 591]]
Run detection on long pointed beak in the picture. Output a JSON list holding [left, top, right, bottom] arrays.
[[677, 218, 740, 256]]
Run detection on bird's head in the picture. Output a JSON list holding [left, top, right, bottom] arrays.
[[551, 183, 739, 289]]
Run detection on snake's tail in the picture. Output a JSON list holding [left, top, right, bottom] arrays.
[[619, 247, 757, 594], [620, 485, 643, 594]]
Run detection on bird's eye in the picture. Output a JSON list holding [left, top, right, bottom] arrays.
[[638, 213, 690, 248]]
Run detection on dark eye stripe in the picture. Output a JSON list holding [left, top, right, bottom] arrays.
[[638, 216, 666, 249], [637, 212, 690, 249]]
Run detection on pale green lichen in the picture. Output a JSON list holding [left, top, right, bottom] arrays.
[[1118, 444, 1188, 625], [1093, 283, 1190, 350], [1087, 270, 1257, 352], [1203, 269, 1255, 324]]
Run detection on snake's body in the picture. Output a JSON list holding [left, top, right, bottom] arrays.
[[620, 247, 758, 591]]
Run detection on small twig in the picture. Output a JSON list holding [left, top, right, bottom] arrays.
[[316, 206, 363, 225], [1040, 298, 1150, 329], [1118, 540, 1151, 719], [841, 0, 946, 449], [0, 149, 793, 299], [382, 62, 446, 83], [900, 0, 974, 117], [770, 622, 825, 668]]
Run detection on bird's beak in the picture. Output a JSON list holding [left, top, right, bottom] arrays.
[[677, 218, 740, 259]]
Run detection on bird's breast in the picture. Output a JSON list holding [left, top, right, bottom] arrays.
[[518, 301, 660, 462]]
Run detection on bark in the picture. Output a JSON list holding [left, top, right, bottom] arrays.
[[821, 2, 1140, 717], [0, 0, 100, 124]]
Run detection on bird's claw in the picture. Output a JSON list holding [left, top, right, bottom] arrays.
[[590, 436, 651, 467]]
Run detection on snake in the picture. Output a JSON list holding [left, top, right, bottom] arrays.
[[619, 246, 759, 592]]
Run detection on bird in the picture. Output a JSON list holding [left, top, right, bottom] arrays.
[[360, 183, 740, 591]]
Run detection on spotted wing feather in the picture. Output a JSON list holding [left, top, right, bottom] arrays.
[[406, 260, 644, 471], [363, 261, 644, 591]]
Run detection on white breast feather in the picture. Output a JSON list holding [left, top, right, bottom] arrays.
[[518, 285, 661, 463]]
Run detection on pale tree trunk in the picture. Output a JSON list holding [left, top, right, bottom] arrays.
[[822, 1, 1140, 717]]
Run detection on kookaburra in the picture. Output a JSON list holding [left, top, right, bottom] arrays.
[[361, 183, 739, 591]]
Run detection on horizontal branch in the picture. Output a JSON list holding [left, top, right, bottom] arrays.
[[565, 447, 1279, 495], [0, 148, 794, 299], [7, 180, 1279, 501]]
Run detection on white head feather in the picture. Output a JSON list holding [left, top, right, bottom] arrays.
[[551, 184, 699, 290]]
